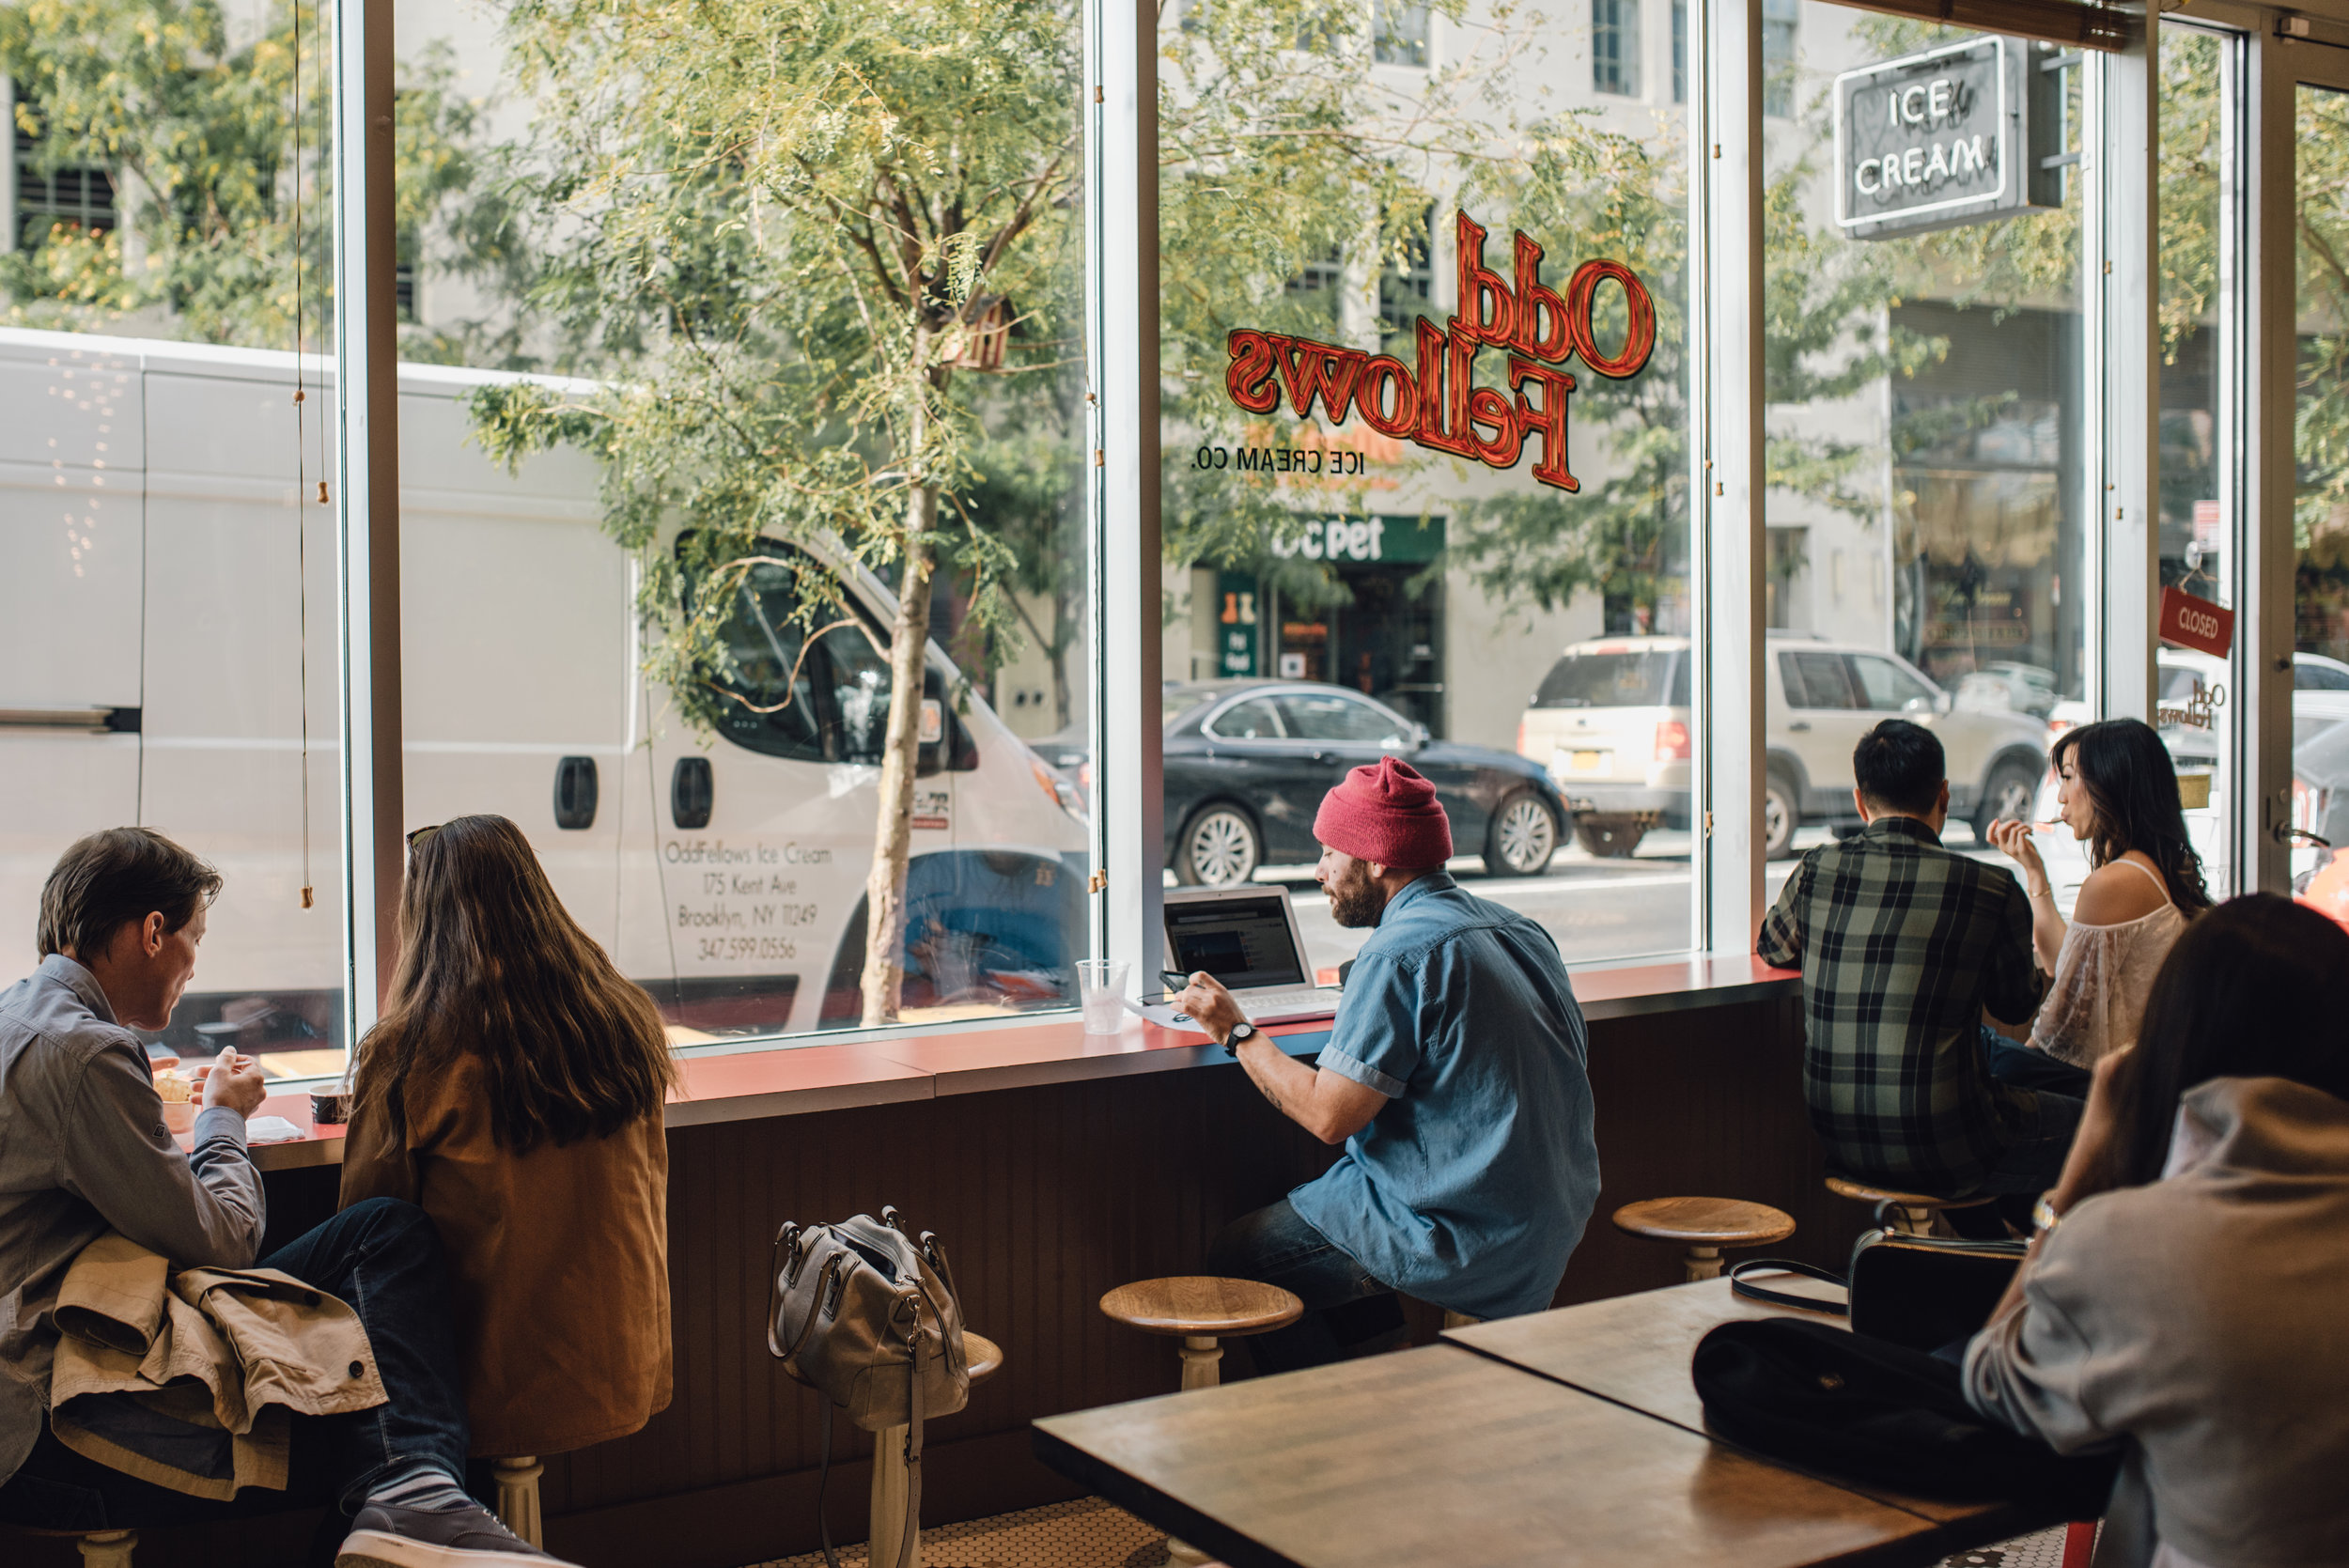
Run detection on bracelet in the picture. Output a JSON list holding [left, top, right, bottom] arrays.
[[2028, 883, 2054, 901]]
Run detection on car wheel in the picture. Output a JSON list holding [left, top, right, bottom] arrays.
[[1174, 804, 1261, 886], [1973, 758, 2040, 844], [1764, 770, 1798, 860], [1572, 813, 1648, 859], [1485, 792, 1561, 877]]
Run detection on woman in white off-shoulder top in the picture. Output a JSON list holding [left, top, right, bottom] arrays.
[[1984, 718, 2210, 1095]]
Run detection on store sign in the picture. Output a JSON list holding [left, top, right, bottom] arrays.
[[1835, 37, 2063, 240], [2159, 585, 2235, 659], [1268, 515, 1445, 565], [1224, 210, 1654, 493], [1216, 571, 1259, 677]]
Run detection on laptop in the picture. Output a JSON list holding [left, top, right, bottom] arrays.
[[1159, 884, 1342, 1024]]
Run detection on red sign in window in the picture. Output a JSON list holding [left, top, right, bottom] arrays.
[[2158, 586, 2235, 659]]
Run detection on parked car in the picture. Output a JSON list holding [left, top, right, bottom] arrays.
[[1517, 635, 2050, 859], [1161, 681, 1571, 884]]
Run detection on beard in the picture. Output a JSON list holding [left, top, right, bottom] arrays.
[[1324, 863, 1389, 928]]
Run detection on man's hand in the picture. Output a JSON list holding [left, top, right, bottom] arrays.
[[1174, 971, 1248, 1044], [195, 1050, 268, 1117]]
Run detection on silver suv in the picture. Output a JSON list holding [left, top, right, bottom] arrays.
[[1517, 635, 2051, 858]]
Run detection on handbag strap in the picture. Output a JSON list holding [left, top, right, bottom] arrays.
[[1729, 1258, 1850, 1316], [895, 1292, 925, 1568], [767, 1253, 840, 1362]]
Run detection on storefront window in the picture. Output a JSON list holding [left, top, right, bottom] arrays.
[[389, 0, 1094, 1042], [1159, 0, 1694, 974], [1763, 6, 2082, 878], [2293, 80, 2349, 876], [1, 0, 351, 1074], [2157, 23, 2240, 894]]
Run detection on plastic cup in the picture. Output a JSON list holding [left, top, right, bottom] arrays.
[[1075, 959, 1129, 1034]]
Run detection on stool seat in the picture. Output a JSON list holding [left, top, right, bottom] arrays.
[[1611, 1197, 1796, 1249], [1825, 1176, 1995, 1211], [963, 1329, 1004, 1384], [1098, 1276, 1303, 1338]]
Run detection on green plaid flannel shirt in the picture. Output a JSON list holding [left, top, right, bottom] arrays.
[[1757, 815, 2046, 1195]]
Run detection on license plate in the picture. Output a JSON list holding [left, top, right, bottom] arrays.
[[1556, 748, 1610, 773]]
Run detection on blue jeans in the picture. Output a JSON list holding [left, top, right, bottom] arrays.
[[0, 1197, 472, 1531], [1205, 1199, 1406, 1374], [1978, 1025, 2093, 1099]]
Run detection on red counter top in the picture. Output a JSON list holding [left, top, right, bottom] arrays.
[[230, 955, 1797, 1171]]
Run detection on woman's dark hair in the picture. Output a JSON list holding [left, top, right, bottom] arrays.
[[39, 827, 222, 961], [2092, 893, 2349, 1188], [352, 815, 677, 1153], [2050, 718, 2212, 914]]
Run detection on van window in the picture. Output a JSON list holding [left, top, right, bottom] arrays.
[[1532, 649, 1679, 708], [706, 549, 895, 764], [1785, 651, 1859, 709], [1850, 655, 1936, 712], [2298, 662, 2349, 691]]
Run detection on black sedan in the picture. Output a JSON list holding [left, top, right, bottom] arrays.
[[1162, 680, 1572, 884]]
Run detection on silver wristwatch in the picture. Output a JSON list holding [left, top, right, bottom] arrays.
[[1220, 1019, 1257, 1056]]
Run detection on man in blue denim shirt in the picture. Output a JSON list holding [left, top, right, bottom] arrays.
[[1177, 758, 1600, 1372]]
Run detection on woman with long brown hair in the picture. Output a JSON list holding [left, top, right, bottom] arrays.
[[341, 815, 677, 1462], [1984, 717, 2210, 1096]]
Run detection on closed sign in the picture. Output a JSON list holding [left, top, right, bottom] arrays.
[[2159, 586, 2235, 659]]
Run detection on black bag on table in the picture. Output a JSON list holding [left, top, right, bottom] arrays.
[[1730, 1229, 2028, 1353], [1690, 1317, 2117, 1515]]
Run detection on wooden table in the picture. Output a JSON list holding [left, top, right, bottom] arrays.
[[1033, 1278, 2061, 1568], [1444, 1277, 2052, 1535]]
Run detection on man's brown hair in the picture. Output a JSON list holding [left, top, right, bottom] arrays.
[[38, 828, 223, 961]]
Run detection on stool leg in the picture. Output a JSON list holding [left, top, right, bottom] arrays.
[[1440, 1310, 1480, 1330], [1177, 1334, 1222, 1392], [1683, 1245, 1724, 1282], [77, 1531, 136, 1567], [1166, 1337, 1224, 1566], [1895, 1204, 1933, 1236], [490, 1456, 543, 1550], [870, 1423, 919, 1568]]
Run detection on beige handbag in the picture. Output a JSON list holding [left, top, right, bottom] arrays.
[[768, 1207, 968, 1568]]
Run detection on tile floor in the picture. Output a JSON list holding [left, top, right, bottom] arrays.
[[740, 1498, 2074, 1568]]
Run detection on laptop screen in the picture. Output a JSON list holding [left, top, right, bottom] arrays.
[[1164, 893, 1307, 991]]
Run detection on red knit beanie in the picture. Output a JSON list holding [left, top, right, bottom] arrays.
[[1313, 756, 1453, 869]]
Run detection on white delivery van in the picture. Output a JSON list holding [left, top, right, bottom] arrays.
[[0, 328, 1089, 1062]]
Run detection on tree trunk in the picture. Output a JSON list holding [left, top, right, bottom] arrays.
[[861, 362, 942, 1028]]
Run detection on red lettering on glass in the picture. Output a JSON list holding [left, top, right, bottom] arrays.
[[1219, 210, 1652, 492]]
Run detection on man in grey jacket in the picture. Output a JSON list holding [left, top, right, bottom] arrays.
[[0, 828, 573, 1566]]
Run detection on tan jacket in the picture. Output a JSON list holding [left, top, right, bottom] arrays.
[[1965, 1078, 2349, 1568], [48, 1232, 385, 1498], [339, 1052, 672, 1457]]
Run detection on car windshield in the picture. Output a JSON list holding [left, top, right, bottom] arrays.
[[1532, 650, 1681, 708]]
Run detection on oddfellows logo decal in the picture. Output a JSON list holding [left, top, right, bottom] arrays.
[[1223, 210, 1655, 493]]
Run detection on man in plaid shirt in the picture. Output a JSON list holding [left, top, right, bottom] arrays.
[[1758, 721, 2078, 1223]]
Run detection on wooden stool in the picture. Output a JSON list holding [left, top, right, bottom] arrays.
[[1100, 1278, 1303, 1566], [26, 1531, 137, 1566], [867, 1329, 1003, 1568], [490, 1456, 545, 1548], [1825, 1175, 1998, 1237], [1611, 1198, 1796, 1281]]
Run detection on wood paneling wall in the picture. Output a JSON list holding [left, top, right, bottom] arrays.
[[8, 994, 1858, 1568]]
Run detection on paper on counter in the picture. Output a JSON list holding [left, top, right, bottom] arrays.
[[246, 1115, 308, 1143]]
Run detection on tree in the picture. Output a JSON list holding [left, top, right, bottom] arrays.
[[0, 0, 483, 354], [468, 0, 1083, 1026]]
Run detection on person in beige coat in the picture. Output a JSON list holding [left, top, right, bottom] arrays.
[[341, 815, 676, 1460], [1964, 895, 2349, 1568]]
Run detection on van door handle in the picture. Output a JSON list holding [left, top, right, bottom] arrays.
[[672, 756, 714, 830], [552, 755, 599, 830], [1787, 721, 1812, 732]]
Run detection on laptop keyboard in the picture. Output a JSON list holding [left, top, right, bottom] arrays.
[[1242, 988, 1342, 1021]]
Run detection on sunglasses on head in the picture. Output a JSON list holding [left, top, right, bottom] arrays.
[[405, 824, 442, 849]]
